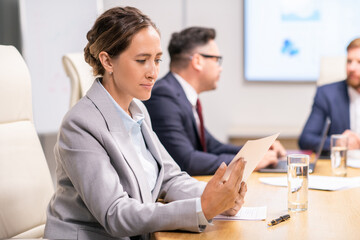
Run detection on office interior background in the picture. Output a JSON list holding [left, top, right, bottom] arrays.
[[1, 0, 356, 185]]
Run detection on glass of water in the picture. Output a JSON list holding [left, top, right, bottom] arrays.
[[287, 154, 309, 212], [331, 134, 348, 177]]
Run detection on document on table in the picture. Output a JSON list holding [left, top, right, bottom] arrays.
[[348, 159, 360, 168], [223, 133, 280, 182], [259, 176, 360, 191], [214, 206, 267, 221], [347, 150, 360, 168]]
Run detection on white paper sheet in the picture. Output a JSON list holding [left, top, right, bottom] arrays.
[[214, 206, 267, 221], [259, 176, 360, 191], [347, 150, 360, 168], [223, 133, 280, 182], [348, 159, 360, 168]]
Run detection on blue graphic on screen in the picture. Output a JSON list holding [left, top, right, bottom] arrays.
[[282, 10, 320, 21], [281, 39, 299, 56]]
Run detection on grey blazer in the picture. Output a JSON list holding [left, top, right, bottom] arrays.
[[44, 80, 206, 240]]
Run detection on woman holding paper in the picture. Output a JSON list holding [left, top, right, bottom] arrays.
[[44, 6, 247, 240]]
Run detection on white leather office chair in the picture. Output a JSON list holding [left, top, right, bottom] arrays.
[[0, 45, 54, 238], [317, 56, 347, 86], [62, 53, 96, 108]]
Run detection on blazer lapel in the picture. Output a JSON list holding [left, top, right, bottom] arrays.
[[86, 80, 152, 203]]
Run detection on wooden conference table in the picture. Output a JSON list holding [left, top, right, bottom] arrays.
[[154, 159, 360, 240]]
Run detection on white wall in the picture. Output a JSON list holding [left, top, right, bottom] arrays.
[[104, 0, 317, 142], [19, 0, 99, 133]]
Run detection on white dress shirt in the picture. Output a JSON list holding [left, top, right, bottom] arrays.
[[172, 72, 201, 134], [98, 79, 159, 191]]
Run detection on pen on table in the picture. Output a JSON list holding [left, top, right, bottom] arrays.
[[267, 214, 290, 227]]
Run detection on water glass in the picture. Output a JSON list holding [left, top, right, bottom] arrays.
[[287, 154, 309, 212], [331, 134, 348, 177]]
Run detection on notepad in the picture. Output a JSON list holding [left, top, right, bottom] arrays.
[[214, 206, 267, 221]]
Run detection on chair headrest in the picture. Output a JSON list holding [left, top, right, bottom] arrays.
[[62, 53, 95, 95], [0, 45, 33, 123], [318, 56, 347, 86]]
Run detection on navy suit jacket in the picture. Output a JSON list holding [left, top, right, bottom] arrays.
[[299, 80, 350, 152], [144, 72, 240, 175]]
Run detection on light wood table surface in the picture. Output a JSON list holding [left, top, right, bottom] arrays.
[[154, 159, 360, 240]]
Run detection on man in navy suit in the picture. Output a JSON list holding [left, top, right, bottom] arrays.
[[144, 27, 286, 175], [299, 38, 360, 152]]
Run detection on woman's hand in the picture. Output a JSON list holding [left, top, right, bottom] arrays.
[[200, 159, 247, 220]]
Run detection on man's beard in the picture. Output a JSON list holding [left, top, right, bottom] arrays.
[[347, 77, 360, 91]]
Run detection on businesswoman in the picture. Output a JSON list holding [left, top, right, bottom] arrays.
[[44, 7, 247, 240]]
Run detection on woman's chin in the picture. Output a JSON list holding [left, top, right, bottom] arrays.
[[136, 93, 152, 101]]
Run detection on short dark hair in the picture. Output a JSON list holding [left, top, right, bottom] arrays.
[[168, 27, 216, 69], [84, 6, 159, 76], [347, 38, 360, 51]]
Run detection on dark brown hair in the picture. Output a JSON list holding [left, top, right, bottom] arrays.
[[168, 27, 216, 69], [84, 6, 159, 76], [347, 38, 360, 51]]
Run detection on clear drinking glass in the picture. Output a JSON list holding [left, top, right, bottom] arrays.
[[287, 154, 309, 212], [331, 134, 348, 177]]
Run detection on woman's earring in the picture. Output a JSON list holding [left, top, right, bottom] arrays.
[[109, 72, 113, 75]]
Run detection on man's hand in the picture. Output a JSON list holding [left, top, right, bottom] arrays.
[[254, 150, 278, 170], [201, 159, 247, 220], [254, 140, 287, 171], [342, 130, 360, 150], [270, 140, 287, 157]]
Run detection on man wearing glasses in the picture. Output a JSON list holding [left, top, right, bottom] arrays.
[[144, 27, 285, 175]]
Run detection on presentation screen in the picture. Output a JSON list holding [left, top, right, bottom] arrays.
[[244, 0, 360, 82]]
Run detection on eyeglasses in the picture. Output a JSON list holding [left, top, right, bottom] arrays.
[[198, 53, 223, 66]]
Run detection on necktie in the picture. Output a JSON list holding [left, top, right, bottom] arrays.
[[196, 99, 207, 152]]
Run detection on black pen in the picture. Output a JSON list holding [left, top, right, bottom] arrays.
[[267, 214, 290, 226]]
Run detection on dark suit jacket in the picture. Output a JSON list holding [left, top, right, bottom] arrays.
[[299, 80, 350, 152], [144, 72, 240, 175]]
